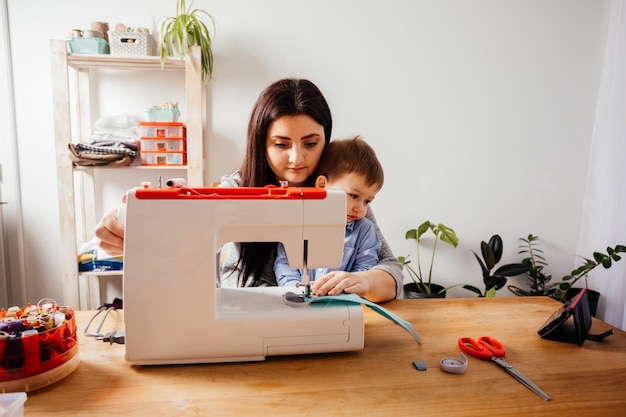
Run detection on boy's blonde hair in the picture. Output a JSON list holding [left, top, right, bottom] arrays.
[[316, 136, 384, 190]]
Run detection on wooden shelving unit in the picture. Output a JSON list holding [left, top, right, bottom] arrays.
[[50, 39, 205, 309]]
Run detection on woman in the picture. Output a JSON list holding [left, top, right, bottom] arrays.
[[95, 78, 402, 302]]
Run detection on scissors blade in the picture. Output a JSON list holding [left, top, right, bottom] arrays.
[[491, 357, 552, 401]]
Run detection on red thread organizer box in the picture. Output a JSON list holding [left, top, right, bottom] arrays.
[[0, 301, 78, 392], [139, 121, 187, 166]]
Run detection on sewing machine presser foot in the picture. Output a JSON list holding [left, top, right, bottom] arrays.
[[283, 284, 312, 307]]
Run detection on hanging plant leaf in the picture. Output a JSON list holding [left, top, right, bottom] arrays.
[[160, 0, 217, 84]]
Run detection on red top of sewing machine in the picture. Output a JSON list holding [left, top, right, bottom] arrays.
[[134, 185, 328, 200]]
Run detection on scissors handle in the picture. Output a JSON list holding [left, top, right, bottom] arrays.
[[477, 336, 506, 357], [458, 336, 506, 360], [458, 337, 494, 360]]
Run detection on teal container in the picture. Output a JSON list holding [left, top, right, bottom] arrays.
[[67, 37, 109, 54]]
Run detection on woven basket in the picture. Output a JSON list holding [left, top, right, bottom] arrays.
[[108, 31, 157, 56]]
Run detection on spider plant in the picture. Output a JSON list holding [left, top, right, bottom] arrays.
[[160, 0, 216, 84]]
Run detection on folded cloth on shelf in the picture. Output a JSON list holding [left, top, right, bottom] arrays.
[[73, 142, 137, 156], [88, 134, 139, 152], [94, 113, 141, 135], [68, 143, 134, 166], [79, 258, 123, 272], [78, 237, 123, 272], [68, 113, 141, 166]]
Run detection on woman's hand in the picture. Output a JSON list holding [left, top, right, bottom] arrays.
[[311, 271, 370, 297], [311, 269, 397, 302], [94, 207, 125, 256]]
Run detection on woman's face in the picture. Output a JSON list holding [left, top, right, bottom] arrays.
[[266, 114, 326, 186]]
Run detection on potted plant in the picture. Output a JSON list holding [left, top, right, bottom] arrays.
[[398, 221, 461, 298], [507, 234, 626, 315], [160, 0, 216, 84], [507, 234, 554, 297], [463, 234, 530, 297]]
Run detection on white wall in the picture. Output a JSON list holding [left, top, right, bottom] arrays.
[[1, 0, 612, 305]]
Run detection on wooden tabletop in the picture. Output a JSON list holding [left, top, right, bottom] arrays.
[[20, 297, 626, 416]]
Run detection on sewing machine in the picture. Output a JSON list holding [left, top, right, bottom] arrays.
[[121, 185, 364, 365]]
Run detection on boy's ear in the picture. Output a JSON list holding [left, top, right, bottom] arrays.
[[315, 175, 328, 188]]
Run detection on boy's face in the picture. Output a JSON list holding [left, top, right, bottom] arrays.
[[325, 173, 380, 224]]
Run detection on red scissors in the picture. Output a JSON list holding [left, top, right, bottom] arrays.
[[458, 336, 551, 401]]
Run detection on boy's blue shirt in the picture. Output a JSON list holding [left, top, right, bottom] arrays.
[[274, 217, 382, 286]]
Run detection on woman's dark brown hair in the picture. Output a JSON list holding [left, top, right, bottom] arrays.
[[236, 78, 333, 286]]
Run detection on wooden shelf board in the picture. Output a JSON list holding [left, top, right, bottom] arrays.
[[67, 52, 186, 71]]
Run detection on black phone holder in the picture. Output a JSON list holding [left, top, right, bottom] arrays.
[[540, 291, 613, 346]]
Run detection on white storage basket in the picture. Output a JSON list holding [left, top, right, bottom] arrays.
[[108, 31, 157, 56]]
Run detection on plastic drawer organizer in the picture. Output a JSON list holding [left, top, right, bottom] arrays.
[[0, 300, 78, 393], [140, 122, 187, 166]]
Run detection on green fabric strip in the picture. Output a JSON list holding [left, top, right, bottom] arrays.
[[309, 293, 422, 343]]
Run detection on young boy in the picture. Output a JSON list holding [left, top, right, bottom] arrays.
[[274, 136, 384, 287]]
